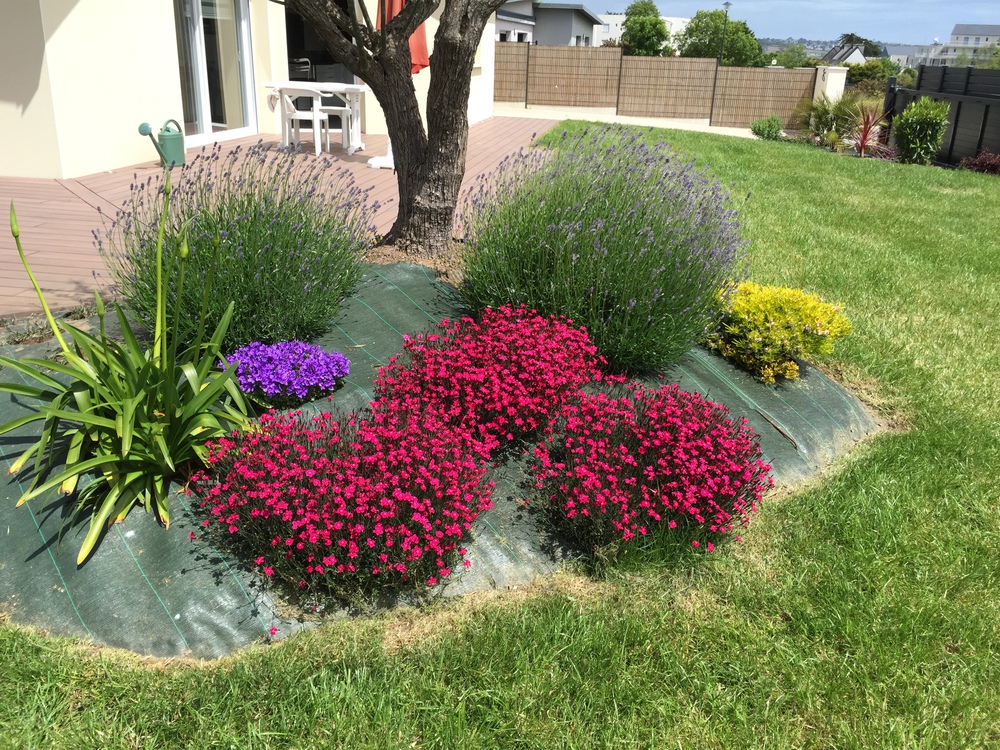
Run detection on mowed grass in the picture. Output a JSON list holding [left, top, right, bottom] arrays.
[[3, 123, 1000, 748]]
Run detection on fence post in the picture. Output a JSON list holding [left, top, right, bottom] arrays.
[[976, 104, 991, 155], [709, 60, 720, 125], [915, 64, 924, 91], [524, 43, 531, 108], [614, 47, 624, 115], [946, 101, 961, 164], [882, 75, 897, 141]]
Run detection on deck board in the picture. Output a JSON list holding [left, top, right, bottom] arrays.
[[0, 116, 557, 318]]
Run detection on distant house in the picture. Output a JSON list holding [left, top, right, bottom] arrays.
[[820, 44, 867, 66], [915, 23, 1000, 67], [593, 13, 689, 47], [496, 0, 535, 43], [496, 1, 602, 46], [880, 44, 920, 68]]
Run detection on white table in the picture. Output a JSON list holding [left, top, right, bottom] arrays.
[[264, 80, 369, 155]]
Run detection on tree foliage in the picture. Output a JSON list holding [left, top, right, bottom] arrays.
[[675, 10, 764, 67], [621, 0, 669, 57], [774, 44, 807, 68], [846, 57, 900, 84], [837, 32, 882, 58]]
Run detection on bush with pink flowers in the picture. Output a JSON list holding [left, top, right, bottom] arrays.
[[533, 382, 772, 554], [374, 305, 604, 446], [193, 406, 493, 602]]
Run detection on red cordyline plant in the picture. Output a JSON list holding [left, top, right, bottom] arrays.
[[374, 305, 605, 446], [851, 100, 888, 158], [533, 382, 773, 553], [192, 405, 494, 601]]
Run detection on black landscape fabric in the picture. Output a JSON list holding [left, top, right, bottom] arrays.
[[0, 263, 878, 657]]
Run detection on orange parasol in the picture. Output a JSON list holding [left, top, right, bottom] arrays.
[[377, 0, 430, 74]]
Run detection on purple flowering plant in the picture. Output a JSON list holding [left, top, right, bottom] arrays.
[[458, 123, 748, 374], [228, 341, 349, 409]]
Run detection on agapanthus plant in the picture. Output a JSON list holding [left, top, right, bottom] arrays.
[[533, 382, 772, 554], [228, 341, 349, 409]]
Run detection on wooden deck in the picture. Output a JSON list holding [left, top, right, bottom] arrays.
[[0, 116, 557, 319]]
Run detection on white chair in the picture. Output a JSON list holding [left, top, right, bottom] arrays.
[[279, 87, 328, 156], [318, 93, 353, 152]]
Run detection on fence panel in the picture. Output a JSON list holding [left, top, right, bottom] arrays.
[[618, 57, 716, 118], [525, 46, 622, 107], [711, 67, 816, 128], [494, 42, 529, 102], [894, 65, 1000, 164]]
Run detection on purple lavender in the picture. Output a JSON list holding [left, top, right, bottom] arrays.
[[228, 341, 350, 409]]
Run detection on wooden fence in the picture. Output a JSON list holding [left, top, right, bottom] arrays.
[[495, 43, 818, 128], [887, 65, 1000, 165]]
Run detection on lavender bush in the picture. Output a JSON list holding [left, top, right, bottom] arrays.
[[229, 341, 349, 409], [98, 142, 377, 350], [458, 124, 748, 373]]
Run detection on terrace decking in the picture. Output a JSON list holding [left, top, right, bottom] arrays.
[[0, 116, 557, 319]]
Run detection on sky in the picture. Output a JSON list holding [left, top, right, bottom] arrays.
[[594, 1, 999, 46]]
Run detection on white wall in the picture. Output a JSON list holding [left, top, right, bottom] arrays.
[[41, 0, 184, 178], [0, 1, 62, 178]]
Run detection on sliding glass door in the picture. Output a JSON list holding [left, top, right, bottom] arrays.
[[174, 0, 256, 142]]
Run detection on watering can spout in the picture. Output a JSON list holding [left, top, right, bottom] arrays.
[[138, 120, 185, 168]]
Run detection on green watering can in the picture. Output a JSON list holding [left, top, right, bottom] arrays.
[[138, 119, 185, 168]]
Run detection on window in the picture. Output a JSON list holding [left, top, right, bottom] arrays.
[[499, 31, 508, 41], [517, 32, 528, 43], [975, 37, 981, 45], [575, 35, 582, 45], [964, 37, 970, 44], [602, 24, 609, 32]]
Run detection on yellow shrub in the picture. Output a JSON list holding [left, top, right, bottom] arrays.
[[706, 282, 852, 384]]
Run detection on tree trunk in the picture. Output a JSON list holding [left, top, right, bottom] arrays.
[[285, 0, 502, 257]]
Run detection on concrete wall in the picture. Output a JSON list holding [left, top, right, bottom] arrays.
[[813, 65, 848, 103]]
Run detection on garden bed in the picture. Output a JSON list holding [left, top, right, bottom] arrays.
[[0, 263, 879, 658]]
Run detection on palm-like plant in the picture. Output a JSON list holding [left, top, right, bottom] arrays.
[[850, 100, 887, 157], [1, 172, 250, 563]]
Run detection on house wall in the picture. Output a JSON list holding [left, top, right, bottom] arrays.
[[41, 0, 184, 178], [250, 0, 289, 137], [534, 9, 593, 47], [496, 19, 533, 43], [0, 2, 62, 178], [0, 0, 183, 179]]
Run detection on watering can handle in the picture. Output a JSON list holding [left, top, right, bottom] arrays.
[[164, 119, 183, 133]]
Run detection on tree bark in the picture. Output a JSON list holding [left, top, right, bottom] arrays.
[[285, 0, 505, 256]]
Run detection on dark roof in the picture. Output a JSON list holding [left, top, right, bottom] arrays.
[[534, 2, 603, 25], [952, 24, 1000, 37], [820, 44, 865, 63], [497, 8, 535, 22]]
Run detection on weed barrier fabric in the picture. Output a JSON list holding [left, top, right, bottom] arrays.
[[0, 263, 878, 657]]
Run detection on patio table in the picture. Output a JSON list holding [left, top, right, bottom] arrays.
[[264, 80, 370, 155]]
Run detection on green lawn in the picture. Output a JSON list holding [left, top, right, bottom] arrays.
[[3, 123, 1000, 749]]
